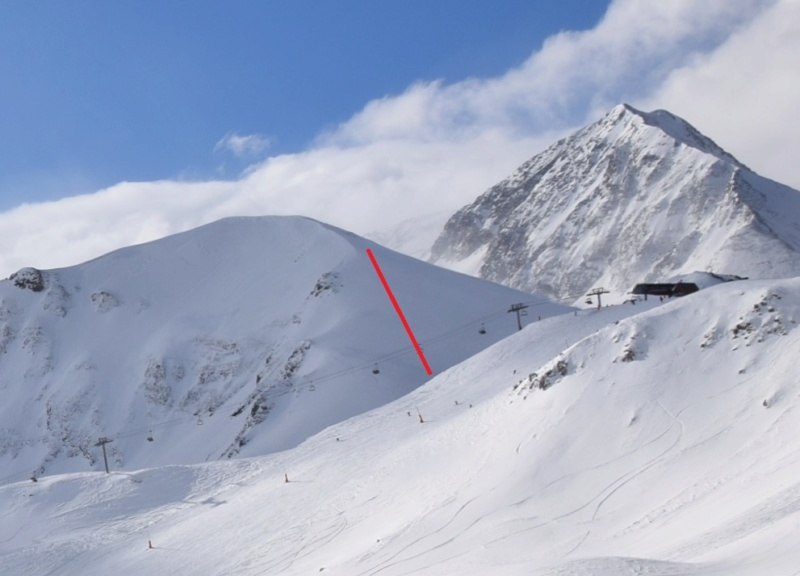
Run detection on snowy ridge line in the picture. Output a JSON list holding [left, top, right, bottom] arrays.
[[0, 469, 34, 486]]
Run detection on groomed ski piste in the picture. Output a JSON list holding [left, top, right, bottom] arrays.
[[3, 277, 800, 575]]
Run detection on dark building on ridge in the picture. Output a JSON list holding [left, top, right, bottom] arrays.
[[631, 282, 699, 300]]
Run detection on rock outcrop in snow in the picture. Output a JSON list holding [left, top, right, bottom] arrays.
[[430, 104, 800, 302]]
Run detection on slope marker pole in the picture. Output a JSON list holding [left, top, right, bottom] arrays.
[[366, 248, 433, 376]]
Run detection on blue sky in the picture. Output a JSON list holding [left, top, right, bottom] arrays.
[[0, 0, 797, 277], [0, 1, 608, 208]]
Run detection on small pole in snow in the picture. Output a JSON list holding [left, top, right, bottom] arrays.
[[95, 437, 113, 474], [284, 472, 290, 483], [148, 540, 153, 549], [416, 408, 424, 424]]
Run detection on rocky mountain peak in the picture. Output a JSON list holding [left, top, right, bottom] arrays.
[[430, 104, 800, 302], [612, 103, 743, 167]]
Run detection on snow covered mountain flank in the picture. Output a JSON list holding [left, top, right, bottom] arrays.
[[430, 104, 800, 302], [4, 277, 800, 575], [0, 216, 560, 484]]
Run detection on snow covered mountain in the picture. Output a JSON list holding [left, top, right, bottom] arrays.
[[3, 276, 800, 575], [430, 104, 800, 302], [0, 216, 561, 484]]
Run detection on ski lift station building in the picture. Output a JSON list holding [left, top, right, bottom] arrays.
[[631, 282, 699, 300]]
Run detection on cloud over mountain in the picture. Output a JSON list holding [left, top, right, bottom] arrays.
[[0, 0, 793, 278]]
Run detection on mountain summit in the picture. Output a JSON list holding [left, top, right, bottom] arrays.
[[430, 104, 800, 301]]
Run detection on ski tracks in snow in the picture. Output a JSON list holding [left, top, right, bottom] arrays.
[[354, 492, 491, 576], [588, 401, 686, 522], [485, 401, 686, 558], [664, 479, 800, 563]]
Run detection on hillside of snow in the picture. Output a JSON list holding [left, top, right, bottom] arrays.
[[0, 216, 562, 485], [430, 103, 800, 302], [3, 277, 800, 575]]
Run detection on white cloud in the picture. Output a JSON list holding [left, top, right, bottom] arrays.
[[0, 0, 792, 279], [637, 0, 800, 188], [214, 132, 271, 157], [321, 0, 771, 144]]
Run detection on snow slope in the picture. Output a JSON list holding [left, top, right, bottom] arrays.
[[3, 277, 800, 574], [0, 216, 561, 484], [430, 104, 800, 302]]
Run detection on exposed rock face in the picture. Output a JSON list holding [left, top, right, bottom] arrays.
[[430, 104, 800, 301], [10, 268, 45, 292]]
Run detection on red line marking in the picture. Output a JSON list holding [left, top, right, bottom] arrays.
[[366, 248, 433, 376]]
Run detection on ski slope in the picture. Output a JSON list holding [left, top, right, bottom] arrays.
[[3, 277, 800, 574]]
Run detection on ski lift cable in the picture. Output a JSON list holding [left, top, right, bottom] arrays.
[[108, 297, 585, 441], [260, 311, 502, 396], [5, 293, 608, 483], [281, 299, 559, 393], [301, 307, 509, 386], [2, 295, 601, 482], [115, 415, 198, 440], [298, 308, 510, 392], [410, 308, 510, 348]]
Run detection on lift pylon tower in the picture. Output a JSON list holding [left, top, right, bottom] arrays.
[[507, 303, 530, 331], [586, 287, 610, 310], [95, 437, 114, 474]]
